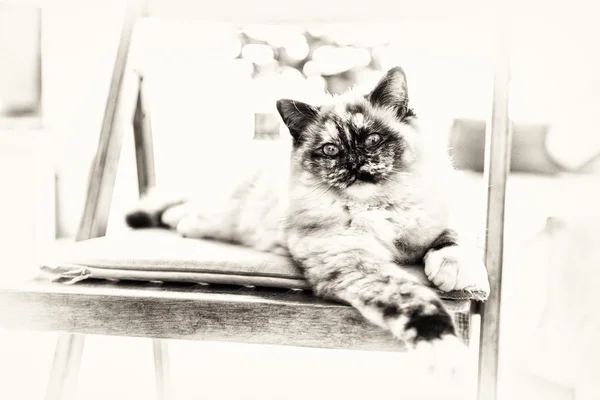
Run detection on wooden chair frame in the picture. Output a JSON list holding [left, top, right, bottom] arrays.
[[0, 1, 511, 399]]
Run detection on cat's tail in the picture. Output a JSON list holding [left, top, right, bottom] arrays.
[[125, 188, 187, 229]]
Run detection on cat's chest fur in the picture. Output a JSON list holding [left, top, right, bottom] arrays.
[[342, 199, 446, 263]]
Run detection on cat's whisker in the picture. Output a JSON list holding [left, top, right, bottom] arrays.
[[313, 185, 334, 201], [301, 183, 328, 199]]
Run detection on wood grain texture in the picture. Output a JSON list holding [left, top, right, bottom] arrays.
[[0, 279, 404, 351]]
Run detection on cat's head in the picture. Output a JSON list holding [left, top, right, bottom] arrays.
[[276, 66, 435, 200]]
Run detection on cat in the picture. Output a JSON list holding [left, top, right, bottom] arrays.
[[126, 67, 490, 374]]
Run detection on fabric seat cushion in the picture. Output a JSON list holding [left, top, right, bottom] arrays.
[[40, 229, 481, 309]]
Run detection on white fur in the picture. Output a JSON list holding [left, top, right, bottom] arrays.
[[411, 335, 469, 384], [424, 245, 490, 297]]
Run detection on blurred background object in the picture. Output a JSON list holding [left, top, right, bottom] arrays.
[[449, 119, 600, 175], [0, 4, 41, 121]]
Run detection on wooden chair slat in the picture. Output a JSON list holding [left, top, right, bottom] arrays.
[[477, 7, 512, 400], [75, 0, 146, 242], [0, 279, 403, 351], [133, 77, 156, 196]]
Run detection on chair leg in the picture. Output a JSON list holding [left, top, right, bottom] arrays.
[[153, 339, 171, 400], [45, 333, 86, 400]]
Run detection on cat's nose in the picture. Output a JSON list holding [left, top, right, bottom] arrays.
[[356, 170, 376, 183], [346, 155, 365, 171], [346, 157, 358, 171]]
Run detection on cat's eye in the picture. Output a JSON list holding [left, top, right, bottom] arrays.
[[322, 144, 340, 156], [365, 133, 382, 147]]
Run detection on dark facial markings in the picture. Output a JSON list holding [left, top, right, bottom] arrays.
[[317, 112, 395, 156], [301, 116, 401, 187], [345, 103, 367, 115], [303, 106, 409, 188], [290, 90, 413, 190]]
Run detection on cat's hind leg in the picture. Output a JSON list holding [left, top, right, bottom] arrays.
[[424, 229, 490, 300], [125, 188, 187, 229], [160, 203, 190, 229], [175, 212, 223, 239], [174, 198, 239, 241]]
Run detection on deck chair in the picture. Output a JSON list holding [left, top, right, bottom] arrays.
[[0, 1, 511, 399]]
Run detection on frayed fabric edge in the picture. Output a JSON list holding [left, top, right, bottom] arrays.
[[39, 264, 91, 284]]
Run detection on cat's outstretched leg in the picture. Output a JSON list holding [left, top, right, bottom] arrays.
[[288, 235, 468, 378], [312, 258, 466, 378], [424, 229, 490, 300], [125, 188, 187, 229]]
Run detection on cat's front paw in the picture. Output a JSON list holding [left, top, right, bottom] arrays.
[[424, 246, 490, 300]]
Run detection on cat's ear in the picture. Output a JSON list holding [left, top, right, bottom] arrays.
[[276, 99, 320, 143], [367, 67, 410, 118]]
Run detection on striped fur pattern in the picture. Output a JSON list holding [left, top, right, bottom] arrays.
[[126, 67, 489, 374]]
